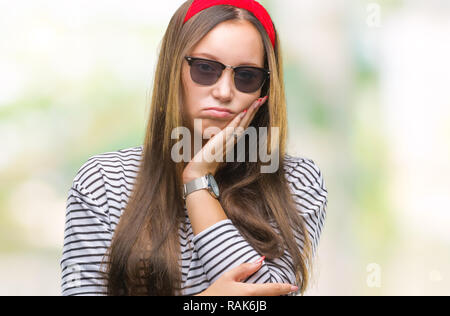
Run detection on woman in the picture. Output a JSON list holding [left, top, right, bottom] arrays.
[[61, 0, 328, 296]]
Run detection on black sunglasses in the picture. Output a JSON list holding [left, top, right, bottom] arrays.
[[184, 56, 270, 93]]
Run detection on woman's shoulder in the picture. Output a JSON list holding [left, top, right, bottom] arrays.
[[69, 145, 144, 223], [283, 153, 327, 192], [72, 145, 144, 189]]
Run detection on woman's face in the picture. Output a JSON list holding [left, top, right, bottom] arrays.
[[181, 20, 266, 140]]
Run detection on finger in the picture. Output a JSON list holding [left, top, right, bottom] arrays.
[[220, 114, 246, 153], [241, 282, 299, 296], [208, 111, 243, 144], [229, 109, 248, 128], [203, 111, 245, 159], [209, 110, 245, 143], [223, 97, 266, 150], [240, 96, 268, 130], [224, 97, 267, 151], [225, 258, 265, 282], [218, 110, 246, 145], [220, 97, 267, 158], [238, 98, 261, 129]]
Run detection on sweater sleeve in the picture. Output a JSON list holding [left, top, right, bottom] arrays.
[[191, 157, 328, 290], [60, 182, 113, 296], [285, 157, 328, 258]]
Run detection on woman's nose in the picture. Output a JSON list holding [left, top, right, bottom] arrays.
[[212, 68, 234, 100]]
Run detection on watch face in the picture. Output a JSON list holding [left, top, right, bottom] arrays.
[[208, 174, 220, 197]]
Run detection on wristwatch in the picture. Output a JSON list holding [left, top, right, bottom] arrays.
[[183, 173, 220, 200]]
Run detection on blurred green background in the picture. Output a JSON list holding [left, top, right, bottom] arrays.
[[1, 0, 449, 295]]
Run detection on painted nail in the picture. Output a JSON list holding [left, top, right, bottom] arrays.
[[256, 97, 267, 107], [253, 256, 265, 264], [243, 109, 248, 113]]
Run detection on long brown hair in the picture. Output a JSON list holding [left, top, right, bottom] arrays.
[[105, 0, 313, 296]]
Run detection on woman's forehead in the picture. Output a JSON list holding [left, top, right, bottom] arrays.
[[189, 20, 265, 67]]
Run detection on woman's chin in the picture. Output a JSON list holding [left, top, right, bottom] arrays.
[[196, 120, 227, 133]]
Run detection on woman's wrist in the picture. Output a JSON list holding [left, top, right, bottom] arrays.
[[182, 171, 210, 184]]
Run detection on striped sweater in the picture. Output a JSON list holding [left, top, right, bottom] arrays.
[[60, 145, 328, 296]]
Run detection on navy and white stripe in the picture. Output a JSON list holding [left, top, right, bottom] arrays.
[[60, 145, 328, 296]]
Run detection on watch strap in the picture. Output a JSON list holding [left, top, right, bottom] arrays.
[[183, 175, 209, 199]]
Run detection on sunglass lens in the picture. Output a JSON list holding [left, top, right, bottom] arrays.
[[234, 68, 266, 93], [190, 60, 222, 85]]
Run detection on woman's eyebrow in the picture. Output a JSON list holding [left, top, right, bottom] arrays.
[[192, 52, 261, 67]]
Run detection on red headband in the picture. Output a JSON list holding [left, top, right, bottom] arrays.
[[183, 0, 276, 48]]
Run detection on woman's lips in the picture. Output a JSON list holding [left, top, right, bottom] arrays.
[[202, 109, 234, 119]]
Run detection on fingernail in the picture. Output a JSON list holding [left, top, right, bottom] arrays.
[[290, 285, 299, 292], [243, 109, 248, 113], [253, 256, 265, 265]]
